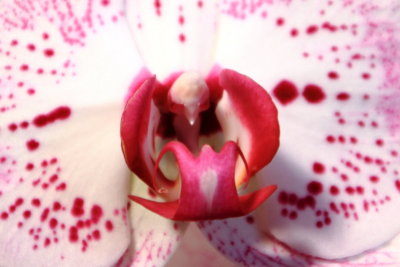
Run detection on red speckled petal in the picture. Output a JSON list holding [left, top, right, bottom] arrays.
[[114, 179, 187, 267], [125, 0, 219, 80], [0, 0, 144, 265], [216, 69, 280, 184], [130, 141, 276, 220], [198, 217, 400, 267], [205, 0, 400, 262]]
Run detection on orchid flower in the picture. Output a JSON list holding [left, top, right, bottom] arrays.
[[1, 0, 400, 267]]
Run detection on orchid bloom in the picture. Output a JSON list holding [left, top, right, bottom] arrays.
[[1, 0, 400, 267]]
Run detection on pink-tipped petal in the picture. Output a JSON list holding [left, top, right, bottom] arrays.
[[130, 141, 276, 220], [206, 0, 400, 262], [125, 0, 219, 80], [0, 0, 146, 265]]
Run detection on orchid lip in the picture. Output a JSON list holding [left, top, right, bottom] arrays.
[[121, 67, 280, 221]]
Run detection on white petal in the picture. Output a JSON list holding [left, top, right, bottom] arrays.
[[0, 0, 143, 265], [212, 0, 400, 260], [125, 0, 219, 80]]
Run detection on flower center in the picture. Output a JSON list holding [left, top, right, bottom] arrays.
[[121, 68, 280, 220]]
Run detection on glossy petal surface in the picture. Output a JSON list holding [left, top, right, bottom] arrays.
[[203, 0, 400, 261], [126, 0, 219, 80], [0, 0, 142, 265]]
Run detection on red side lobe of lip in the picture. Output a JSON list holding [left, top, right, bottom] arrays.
[[120, 77, 156, 187], [129, 141, 277, 221], [219, 69, 280, 178]]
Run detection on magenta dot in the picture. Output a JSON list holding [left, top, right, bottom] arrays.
[[326, 135, 335, 143], [179, 33, 186, 43], [23, 210, 32, 219], [370, 176, 379, 183], [312, 162, 325, 174], [8, 123, 17, 131], [327, 71, 339, 79], [290, 28, 298, 37], [20, 64, 29, 71], [41, 208, 50, 222], [26, 163, 34, 171], [276, 17, 285, 26], [306, 25, 318, 34], [69, 226, 79, 242], [43, 49, 55, 57], [289, 211, 298, 220], [395, 180, 400, 192], [273, 80, 299, 105], [31, 198, 41, 207], [71, 198, 85, 217], [362, 73, 370, 80], [345, 186, 355, 195], [90, 205, 103, 224], [53, 202, 61, 211], [26, 139, 40, 151], [1, 212, 9, 220], [303, 84, 326, 103], [245, 216, 254, 224], [330, 185, 340, 195], [15, 198, 24, 206], [105, 220, 114, 231], [92, 230, 101, 240], [49, 218, 58, 229], [336, 92, 350, 101], [307, 181, 323, 195]]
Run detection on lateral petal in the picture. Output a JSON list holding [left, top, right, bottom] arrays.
[[212, 0, 400, 260], [0, 0, 143, 265]]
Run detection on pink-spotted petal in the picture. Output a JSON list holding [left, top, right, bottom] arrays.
[[198, 216, 400, 267], [208, 0, 400, 261], [0, 0, 143, 265], [125, 0, 219, 80], [115, 179, 187, 267]]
